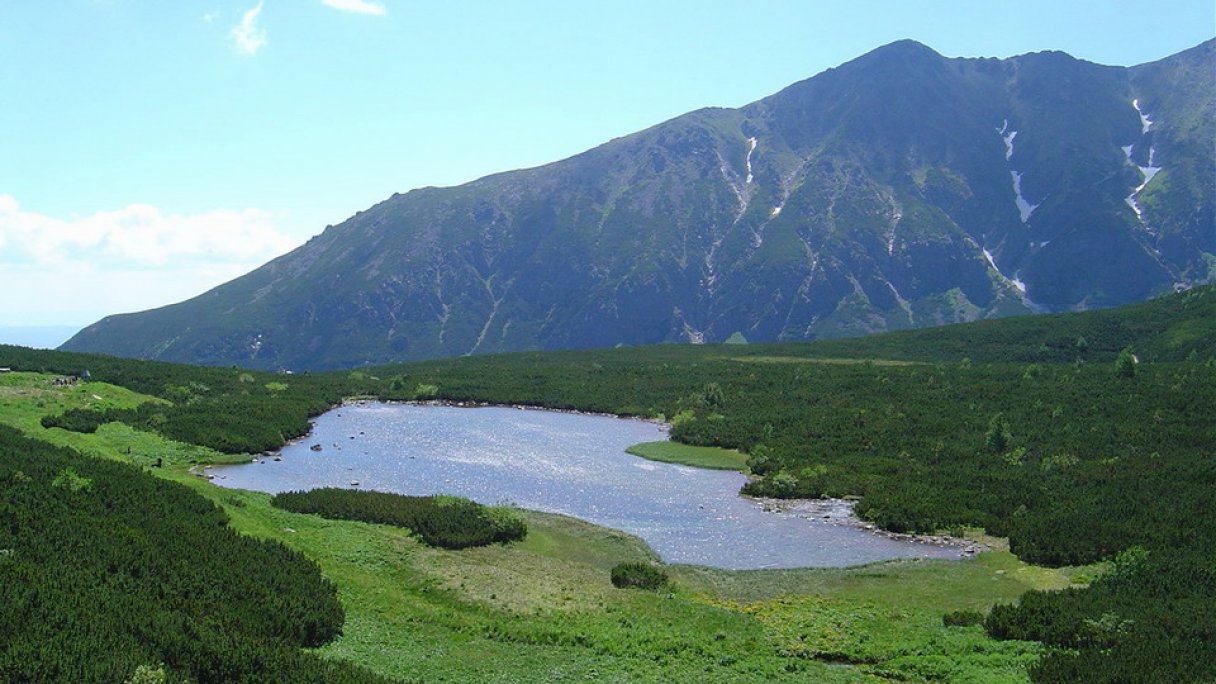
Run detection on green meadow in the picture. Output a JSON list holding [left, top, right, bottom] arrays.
[[625, 440, 750, 471], [0, 286, 1212, 682], [1, 370, 1074, 683]]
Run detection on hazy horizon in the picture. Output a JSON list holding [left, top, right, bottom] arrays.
[[0, 325, 81, 350]]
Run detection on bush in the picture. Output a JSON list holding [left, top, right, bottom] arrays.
[[1115, 346, 1138, 378], [984, 413, 1011, 452], [770, 471, 798, 496], [943, 610, 985, 627], [746, 444, 775, 475], [40, 410, 103, 433], [610, 562, 669, 590], [272, 488, 526, 549], [0, 426, 383, 683]]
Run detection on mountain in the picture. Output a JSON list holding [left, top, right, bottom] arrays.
[[62, 39, 1215, 370], [766, 283, 1216, 365]]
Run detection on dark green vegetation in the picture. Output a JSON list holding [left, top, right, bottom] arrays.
[[1, 372, 1059, 683], [610, 562, 671, 590], [4, 287, 1215, 681], [63, 40, 1213, 370], [0, 425, 387, 683], [986, 545, 1215, 684], [272, 488, 526, 549], [366, 287, 1215, 682], [1, 347, 361, 453]]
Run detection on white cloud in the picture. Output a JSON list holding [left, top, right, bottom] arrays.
[[322, 0, 387, 16], [0, 195, 300, 325], [1, 262, 269, 327], [230, 1, 268, 55], [0, 195, 296, 267]]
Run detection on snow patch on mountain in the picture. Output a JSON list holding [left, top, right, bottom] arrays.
[[997, 120, 1017, 160], [1009, 272, 1028, 294], [1124, 146, 1162, 221], [981, 248, 999, 272], [999, 121, 1037, 221], [1010, 171, 1038, 222], [1140, 148, 1161, 186], [745, 137, 757, 184], [1132, 99, 1152, 134], [981, 247, 1028, 295]]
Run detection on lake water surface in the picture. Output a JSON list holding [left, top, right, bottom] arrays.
[[214, 403, 964, 569]]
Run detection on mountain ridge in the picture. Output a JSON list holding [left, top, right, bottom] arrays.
[[62, 39, 1215, 370]]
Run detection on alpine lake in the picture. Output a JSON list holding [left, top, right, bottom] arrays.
[[214, 402, 967, 569]]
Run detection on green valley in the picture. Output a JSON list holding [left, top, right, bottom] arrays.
[[1, 286, 1213, 682]]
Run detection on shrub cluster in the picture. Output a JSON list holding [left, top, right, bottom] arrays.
[[272, 488, 526, 549], [942, 610, 985, 628], [4, 345, 359, 455], [41, 396, 328, 454], [40, 410, 102, 433], [610, 562, 669, 591], [985, 542, 1216, 683], [0, 426, 388, 683]]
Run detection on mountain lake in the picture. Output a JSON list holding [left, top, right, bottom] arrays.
[[213, 402, 968, 569]]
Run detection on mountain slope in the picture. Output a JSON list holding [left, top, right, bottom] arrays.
[[758, 283, 1216, 364], [63, 39, 1216, 370]]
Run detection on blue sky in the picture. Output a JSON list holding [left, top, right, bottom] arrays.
[[1, 0, 1212, 340]]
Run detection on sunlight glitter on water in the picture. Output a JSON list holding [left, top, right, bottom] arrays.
[[214, 403, 965, 569]]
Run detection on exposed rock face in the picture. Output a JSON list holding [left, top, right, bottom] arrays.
[[63, 40, 1215, 370]]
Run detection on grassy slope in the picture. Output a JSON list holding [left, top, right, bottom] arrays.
[[625, 441, 750, 471], [0, 371, 1079, 683], [0, 372, 231, 466]]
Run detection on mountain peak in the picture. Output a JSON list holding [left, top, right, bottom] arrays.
[[841, 39, 951, 71], [865, 39, 941, 59], [60, 40, 1215, 370]]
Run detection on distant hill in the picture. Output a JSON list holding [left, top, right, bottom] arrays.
[[63, 39, 1215, 371]]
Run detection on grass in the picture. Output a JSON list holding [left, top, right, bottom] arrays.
[[626, 440, 750, 471], [673, 538, 1093, 683], [0, 371, 154, 430], [0, 372, 186, 460], [0, 371, 245, 468], [1, 371, 1089, 682]]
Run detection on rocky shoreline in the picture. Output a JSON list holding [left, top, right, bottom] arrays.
[[751, 497, 987, 557]]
